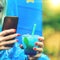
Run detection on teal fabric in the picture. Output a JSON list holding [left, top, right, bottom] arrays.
[[0, 43, 50, 60]]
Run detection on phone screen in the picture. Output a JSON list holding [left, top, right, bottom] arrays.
[[2, 16, 18, 30], [2, 16, 18, 47]]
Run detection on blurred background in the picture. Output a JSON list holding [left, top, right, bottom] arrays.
[[43, 0, 60, 60]]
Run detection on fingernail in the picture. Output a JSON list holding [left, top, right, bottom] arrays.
[[38, 37, 44, 40], [17, 34, 20, 36], [38, 37, 42, 41], [35, 42, 38, 45], [38, 38, 40, 40], [13, 29, 16, 32], [33, 47, 36, 51]]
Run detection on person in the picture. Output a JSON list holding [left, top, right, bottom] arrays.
[[0, 0, 50, 60], [0, 29, 50, 60]]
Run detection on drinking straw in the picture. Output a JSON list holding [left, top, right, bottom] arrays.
[[32, 24, 36, 36]]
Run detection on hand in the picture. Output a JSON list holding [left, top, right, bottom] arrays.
[[0, 29, 20, 50], [20, 36, 44, 60], [28, 37, 44, 60]]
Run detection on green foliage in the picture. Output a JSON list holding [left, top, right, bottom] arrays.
[[43, 0, 60, 31], [43, 47, 55, 56]]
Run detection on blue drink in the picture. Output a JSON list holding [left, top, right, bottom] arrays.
[[22, 34, 39, 55]]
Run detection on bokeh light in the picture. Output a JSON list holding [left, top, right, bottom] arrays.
[[50, 0, 60, 7], [48, 0, 60, 11]]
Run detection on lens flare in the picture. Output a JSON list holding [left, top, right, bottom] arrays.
[[47, 0, 60, 13], [50, 0, 60, 7]]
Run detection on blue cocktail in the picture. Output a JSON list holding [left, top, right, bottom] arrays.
[[22, 34, 39, 55]]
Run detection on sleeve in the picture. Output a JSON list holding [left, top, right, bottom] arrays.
[[7, 42, 27, 60], [37, 54, 50, 60], [0, 43, 27, 60], [0, 50, 7, 60], [25, 53, 50, 60]]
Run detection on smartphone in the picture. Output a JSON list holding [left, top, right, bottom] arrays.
[[2, 16, 18, 47]]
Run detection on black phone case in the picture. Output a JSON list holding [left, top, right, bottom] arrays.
[[2, 16, 18, 47]]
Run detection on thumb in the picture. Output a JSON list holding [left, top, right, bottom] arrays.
[[20, 44, 24, 49]]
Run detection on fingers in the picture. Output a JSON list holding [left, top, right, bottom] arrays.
[[37, 37, 44, 47], [0, 33, 20, 42], [35, 42, 44, 48], [0, 29, 16, 36], [0, 40, 17, 46], [33, 47, 43, 53], [0, 46, 11, 50], [38, 37, 44, 42], [33, 37, 44, 53], [20, 44, 24, 49]]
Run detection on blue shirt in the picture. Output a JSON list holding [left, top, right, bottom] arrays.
[[0, 43, 50, 60]]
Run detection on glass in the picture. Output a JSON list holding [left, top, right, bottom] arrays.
[[22, 34, 40, 55]]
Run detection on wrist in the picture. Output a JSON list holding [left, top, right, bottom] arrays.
[[28, 53, 42, 60]]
